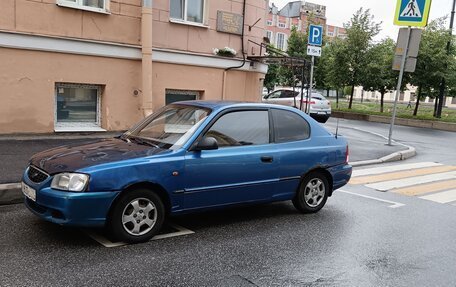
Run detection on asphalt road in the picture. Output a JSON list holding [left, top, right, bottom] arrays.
[[1, 183, 455, 286]]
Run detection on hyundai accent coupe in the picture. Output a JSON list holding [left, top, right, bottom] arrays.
[[22, 101, 351, 243]]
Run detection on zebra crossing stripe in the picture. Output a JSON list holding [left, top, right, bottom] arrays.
[[350, 165, 456, 185], [351, 162, 442, 177], [392, 179, 456, 196], [365, 171, 456, 192], [419, 189, 456, 204]]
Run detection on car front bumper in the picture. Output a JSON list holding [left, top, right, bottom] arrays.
[[23, 179, 120, 227]]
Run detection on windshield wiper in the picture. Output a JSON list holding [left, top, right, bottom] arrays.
[[118, 134, 131, 143], [129, 136, 160, 148]]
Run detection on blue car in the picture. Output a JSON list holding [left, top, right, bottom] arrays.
[[22, 101, 351, 243]]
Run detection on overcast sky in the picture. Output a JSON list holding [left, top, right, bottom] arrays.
[[270, 0, 454, 41]]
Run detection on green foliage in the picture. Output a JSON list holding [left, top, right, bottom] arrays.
[[333, 101, 456, 123], [343, 8, 382, 86], [410, 18, 454, 98], [362, 38, 397, 92]]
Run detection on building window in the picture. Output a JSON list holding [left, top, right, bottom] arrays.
[[55, 83, 103, 131], [327, 31, 334, 37], [276, 33, 286, 50], [165, 89, 200, 105], [278, 22, 286, 28], [56, 0, 108, 14], [170, 0, 205, 24], [266, 20, 273, 26], [266, 31, 273, 42]]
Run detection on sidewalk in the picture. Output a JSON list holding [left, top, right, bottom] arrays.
[[0, 128, 415, 205]]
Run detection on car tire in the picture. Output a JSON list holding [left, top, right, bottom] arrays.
[[108, 189, 165, 244], [320, 116, 329, 123], [292, 172, 329, 214]]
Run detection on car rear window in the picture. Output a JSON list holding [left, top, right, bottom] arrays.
[[272, 109, 310, 143]]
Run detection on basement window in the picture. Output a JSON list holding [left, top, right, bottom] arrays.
[[56, 0, 110, 14], [55, 83, 105, 132], [165, 89, 200, 105]]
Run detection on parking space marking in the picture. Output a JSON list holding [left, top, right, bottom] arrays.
[[84, 223, 195, 248], [339, 189, 405, 208], [351, 162, 442, 177]]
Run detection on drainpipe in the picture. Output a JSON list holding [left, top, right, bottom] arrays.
[[222, 0, 247, 100], [141, 0, 153, 117]]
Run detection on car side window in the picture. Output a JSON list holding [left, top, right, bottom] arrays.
[[272, 109, 310, 143], [267, 91, 282, 99], [205, 110, 270, 148], [280, 90, 298, 98]]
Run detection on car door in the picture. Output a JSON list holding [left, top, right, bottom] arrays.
[[183, 109, 279, 210], [277, 90, 299, 107], [270, 108, 313, 198]]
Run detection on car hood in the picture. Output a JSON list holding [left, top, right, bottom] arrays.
[[30, 138, 169, 174]]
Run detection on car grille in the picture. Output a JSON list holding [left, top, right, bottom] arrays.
[[27, 165, 49, 183]]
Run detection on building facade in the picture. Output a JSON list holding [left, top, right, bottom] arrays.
[[0, 0, 268, 134], [265, 1, 326, 51], [326, 24, 347, 41]]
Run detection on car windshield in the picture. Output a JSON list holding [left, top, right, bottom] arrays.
[[124, 105, 210, 150]]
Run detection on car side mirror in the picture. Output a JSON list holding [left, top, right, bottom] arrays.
[[194, 136, 218, 151]]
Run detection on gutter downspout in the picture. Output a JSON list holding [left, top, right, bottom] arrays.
[[141, 0, 153, 117], [222, 0, 247, 100]]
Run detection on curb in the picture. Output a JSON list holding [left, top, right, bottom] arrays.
[[0, 127, 417, 206], [348, 126, 416, 167], [0, 183, 22, 205]]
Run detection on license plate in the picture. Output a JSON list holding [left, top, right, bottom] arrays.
[[317, 112, 327, 115], [22, 182, 36, 202]]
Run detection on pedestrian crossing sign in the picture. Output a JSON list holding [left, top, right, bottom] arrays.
[[394, 0, 432, 27]]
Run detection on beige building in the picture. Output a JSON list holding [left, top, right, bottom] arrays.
[[0, 0, 269, 134]]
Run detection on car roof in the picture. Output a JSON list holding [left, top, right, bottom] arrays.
[[172, 100, 300, 112]]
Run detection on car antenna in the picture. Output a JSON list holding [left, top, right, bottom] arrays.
[[335, 118, 339, 139]]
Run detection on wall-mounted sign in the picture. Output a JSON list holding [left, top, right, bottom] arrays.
[[216, 11, 243, 35]]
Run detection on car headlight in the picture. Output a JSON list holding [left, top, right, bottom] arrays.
[[51, 173, 89, 192]]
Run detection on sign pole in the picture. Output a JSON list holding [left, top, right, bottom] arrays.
[[307, 55, 315, 114], [388, 26, 411, 145]]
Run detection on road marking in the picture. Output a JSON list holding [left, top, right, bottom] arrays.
[[392, 179, 456, 196], [339, 190, 405, 208], [419, 189, 456, 204], [350, 166, 456, 185], [365, 171, 456, 192], [352, 162, 442, 177], [85, 223, 195, 248]]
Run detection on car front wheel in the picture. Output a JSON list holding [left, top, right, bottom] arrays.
[[292, 172, 329, 213], [108, 189, 165, 243]]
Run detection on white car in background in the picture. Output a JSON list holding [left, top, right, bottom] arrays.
[[262, 88, 331, 123]]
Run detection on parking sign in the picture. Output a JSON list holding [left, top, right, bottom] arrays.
[[308, 24, 323, 46]]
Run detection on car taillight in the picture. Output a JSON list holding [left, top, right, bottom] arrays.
[[301, 100, 316, 105], [345, 145, 349, 163]]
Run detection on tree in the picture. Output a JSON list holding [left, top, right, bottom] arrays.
[[362, 38, 397, 113], [342, 8, 382, 109], [326, 39, 353, 107], [409, 18, 455, 116]]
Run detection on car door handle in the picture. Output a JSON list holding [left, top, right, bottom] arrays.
[[261, 156, 273, 163]]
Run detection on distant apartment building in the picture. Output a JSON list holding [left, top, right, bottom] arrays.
[[326, 24, 347, 41], [0, 0, 268, 134], [266, 1, 326, 51]]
